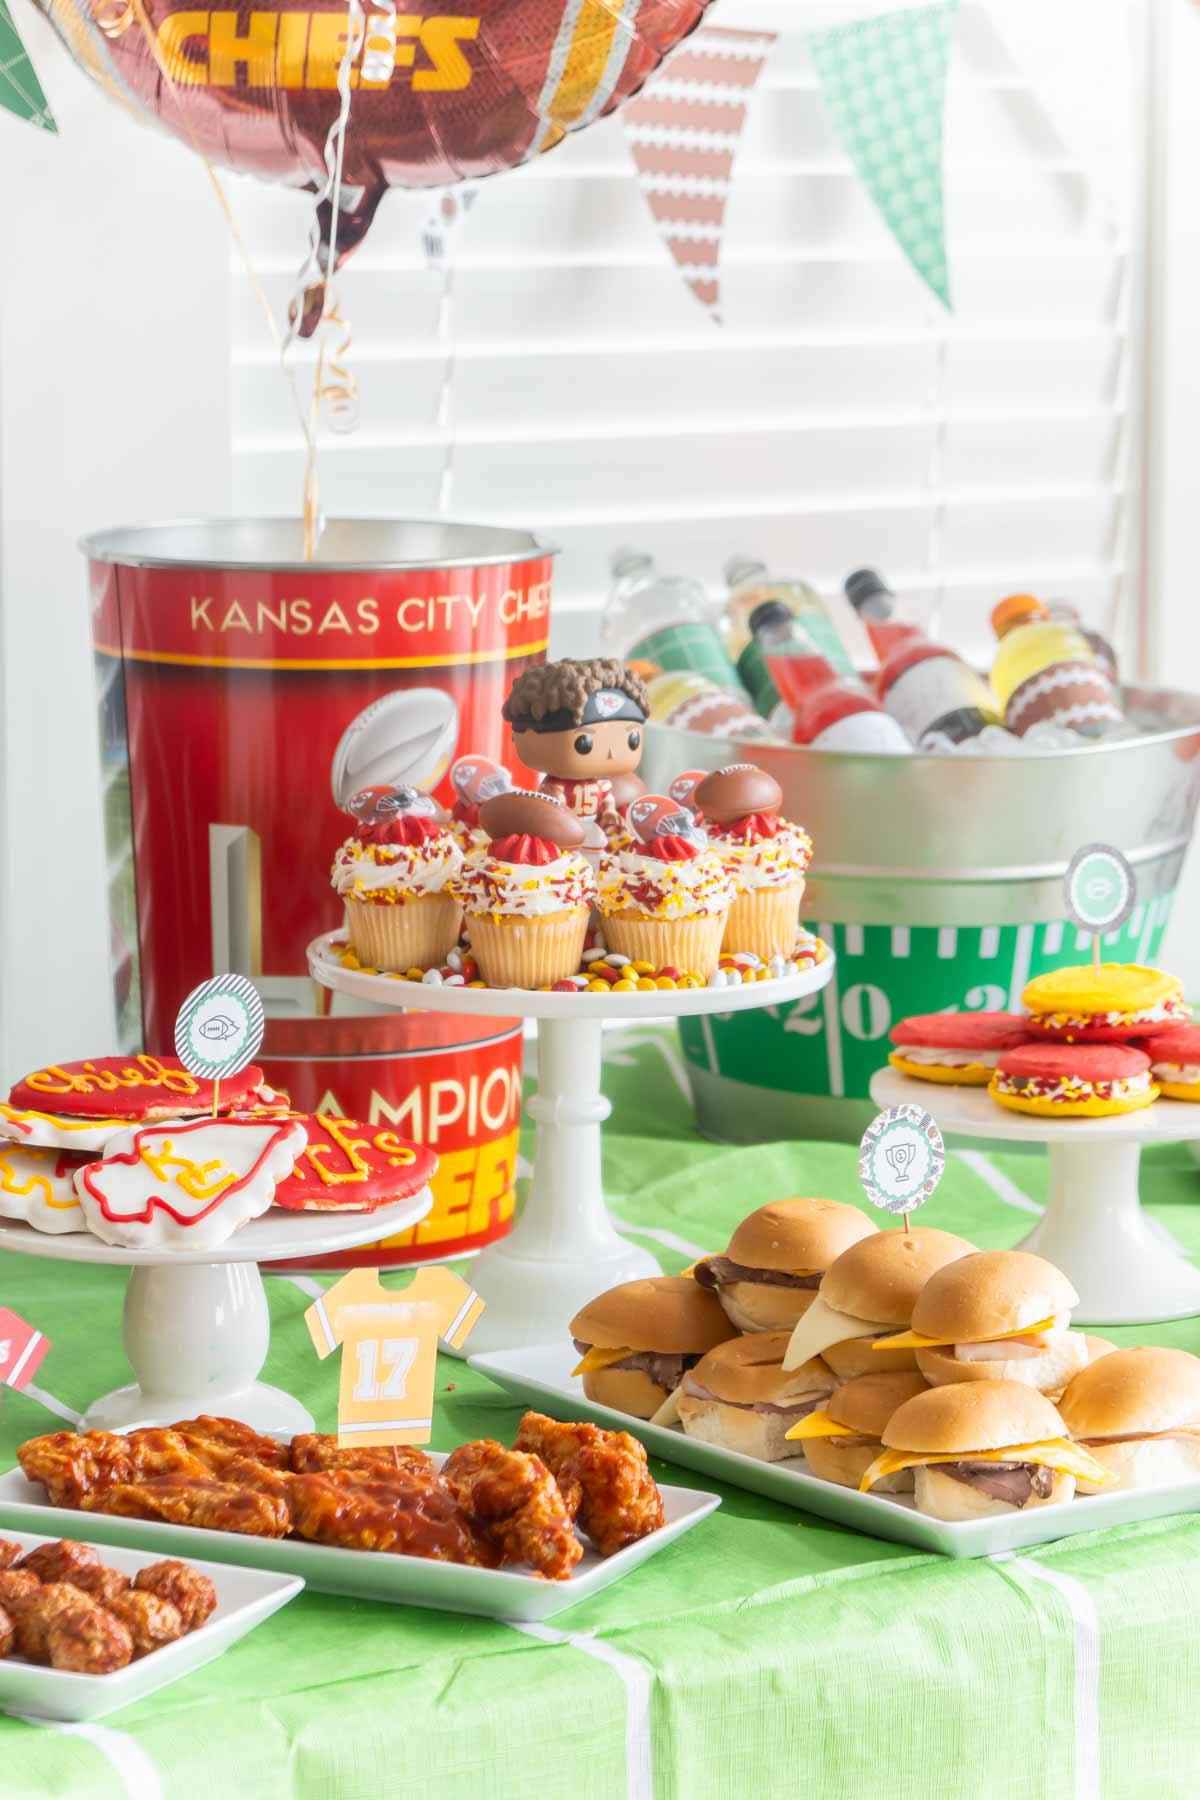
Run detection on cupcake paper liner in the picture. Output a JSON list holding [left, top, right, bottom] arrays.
[[722, 880, 805, 961], [602, 909, 728, 979], [466, 909, 590, 988], [344, 893, 462, 972]]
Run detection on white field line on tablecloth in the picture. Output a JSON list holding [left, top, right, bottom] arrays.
[[509, 1620, 653, 1800], [997, 1554, 1101, 1800], [17, 1718, 164, 1800], [954, 1150, 1044, 1216]]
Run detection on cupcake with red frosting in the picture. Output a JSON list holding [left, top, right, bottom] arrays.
[[452, 789, 596, 987], [597, 795, 735, 978], [332, 785, 463, 971], [696, 764, 812, 961]]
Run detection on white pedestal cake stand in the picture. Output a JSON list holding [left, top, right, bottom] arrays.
[[871, 1067, 1200, 1326], [0, 1189, 433, 1433], [309, 929, 835, 1353]]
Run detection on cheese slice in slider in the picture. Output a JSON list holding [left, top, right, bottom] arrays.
[[859, 1437, 1113, 1493], [572, 1345, 634, 1376], [786, 1409, 859, 1441], [872, 1316, 1058, 1352], [649, 1388, 685, 1428], [782, 1296, 887, 1370]]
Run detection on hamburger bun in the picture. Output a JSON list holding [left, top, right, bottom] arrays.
[[823, 1337, 919, 1379], [570, 1276, 734, 1354], [882, 1381, 1075, 1521], [571, 1275, 736, 1419], [800, 1371, 930, 1492], [907, 1250, 1083, 1395], [715, 1197, 877, 1333], [677, 1333, 832, 1462], [821, 1227, 976, 1327], [1058, 1345, 1200, 1492]]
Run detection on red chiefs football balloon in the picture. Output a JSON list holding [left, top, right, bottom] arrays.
[[37, 0, 713, 328]]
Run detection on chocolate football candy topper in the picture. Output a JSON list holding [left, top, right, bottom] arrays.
[[502, 658, 650, 847]]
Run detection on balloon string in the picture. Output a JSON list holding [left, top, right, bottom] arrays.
[[116, 0, 318, 485]]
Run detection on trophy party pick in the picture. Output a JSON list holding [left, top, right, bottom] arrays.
[[1064, 842, 1137, 970], [859, 1103, 945, 1231], [174, 974, 266, 1117]]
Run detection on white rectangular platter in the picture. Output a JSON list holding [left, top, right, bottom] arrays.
[[0, 1529, 302, 1722], [0, 1455, 719, 1624], [469, 1342, 1200, 1561]]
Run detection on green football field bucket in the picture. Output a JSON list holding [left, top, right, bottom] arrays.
[[641, 684, 1200, 1143]]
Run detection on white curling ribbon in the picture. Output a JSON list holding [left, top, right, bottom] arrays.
[[360, 6, 396, 86]]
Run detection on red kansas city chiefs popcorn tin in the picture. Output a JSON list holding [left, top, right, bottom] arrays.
[[86, 518, 550, 1265]]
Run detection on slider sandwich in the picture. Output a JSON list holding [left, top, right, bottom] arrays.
[[693, 1197, 876, 1333], [1059, 1345, 1200, 1492], [873, 1249, 1087, 1397], [787, 1370, 929, 1490], [570, 1276, 736, 1420], [676, 1333, 834, 1461], [781, 1226, 975, 1372], [859, 1379, 1112, 1519]]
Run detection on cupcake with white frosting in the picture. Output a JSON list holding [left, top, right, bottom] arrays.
[[332, 784, 463, 971], [452, 789, 596, 987], [696, 764, 812, 962], [597, 795, 734, 979]]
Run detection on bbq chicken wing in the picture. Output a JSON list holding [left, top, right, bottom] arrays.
[[290, 1433, 437, 1481], [287, 1469, 498, 1566], [81, 1474, 292, 1538], [17, 1431, 137, 1507], [133, 1560, 217, 1631], [168, 1416, 291, 1473], [18, 1538, 103, 1586], [46, 1601, 133, 1674], [107, 1588, 186, 1656], [10, 1581, 93, 1663], [514, 1413, 665, 1556], [440, 1441, 582, 1581]]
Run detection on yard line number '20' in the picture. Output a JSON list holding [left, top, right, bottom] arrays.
[[352, 1336, 419, 1402]]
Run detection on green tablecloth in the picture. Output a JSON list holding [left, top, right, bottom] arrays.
[[3, 1030, 1200, 1799]]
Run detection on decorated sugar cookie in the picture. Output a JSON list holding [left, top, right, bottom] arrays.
[[2, 1054, 267, 1150], [0, 1143, 90, 1235], [76, 1116, 308, 1250], [275, 1115, 437, 1213]]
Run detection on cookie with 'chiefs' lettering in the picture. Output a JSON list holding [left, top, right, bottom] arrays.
[[273, 1115, 437, 1213], [1, 1054, 267, 1152], [0, 1142, 90, 1234]]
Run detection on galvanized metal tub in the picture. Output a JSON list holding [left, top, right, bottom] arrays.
[[642, 685, 1200, 1143]]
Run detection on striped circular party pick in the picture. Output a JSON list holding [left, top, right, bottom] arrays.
[[174, 974, 264, 1079]]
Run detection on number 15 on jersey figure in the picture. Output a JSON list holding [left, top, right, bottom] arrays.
[[304, 1267, 484, 1446]]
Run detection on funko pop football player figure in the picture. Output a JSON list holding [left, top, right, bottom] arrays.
[[502, 658, 650, 849]]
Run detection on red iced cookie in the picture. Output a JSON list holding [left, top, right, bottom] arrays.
[[998, 1043, 1150, 1083], [8, 1055, 265, 1121], [1142, 1027, 1200, 1064], [890, 1012, 1032, 1051], [274, 1115, 438, 1213]]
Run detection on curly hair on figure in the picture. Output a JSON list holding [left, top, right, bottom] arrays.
[[503, 659, 649, 733]]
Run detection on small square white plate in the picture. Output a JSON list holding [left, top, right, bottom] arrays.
[[469, 1342, 1200, 1560], [0, 1455, 719, 1623], [0, 1530, 302, 1721]]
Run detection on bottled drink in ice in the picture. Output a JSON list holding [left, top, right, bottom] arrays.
[[725, 555, 865, 718], [605, 549, 749, 700], [990, 593, 1124, 738], [876, 634, 1001, 749], [1046, 599, 1119, 684], [751, 603, 911, 752], [844, 567, 922, 660]]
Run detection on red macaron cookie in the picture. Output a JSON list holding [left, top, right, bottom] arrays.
[[888, 1012, 1033, 1087], [989, 1042, 1157, 1119], [1142, 1026, 1200, 1101]]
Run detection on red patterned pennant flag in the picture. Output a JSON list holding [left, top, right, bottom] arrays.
[[622, 25, 776, 321]]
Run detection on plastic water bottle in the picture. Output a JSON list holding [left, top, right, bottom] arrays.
[[752, 604, 911, 752], [1046, 599, 1119, 684], [605, 549, 749, 700], [876, 634, 1002, 749], [725, 556, 866, 717], [844, 567, 922, 661], [990, 594, 1124, 738]]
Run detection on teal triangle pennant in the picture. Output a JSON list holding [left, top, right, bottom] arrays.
[[809, 0, 957, 309], [0, 0, 56, 133]]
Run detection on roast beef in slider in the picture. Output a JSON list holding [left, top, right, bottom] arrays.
[[692, 1197, 876, 1334]]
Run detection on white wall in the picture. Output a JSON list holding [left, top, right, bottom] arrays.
[[0, 14, 229, 1081]]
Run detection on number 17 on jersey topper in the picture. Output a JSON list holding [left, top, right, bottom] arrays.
[[305, 1265, 484, 1447]]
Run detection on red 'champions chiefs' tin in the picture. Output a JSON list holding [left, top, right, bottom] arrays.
[[86, 518, 551, 1266]]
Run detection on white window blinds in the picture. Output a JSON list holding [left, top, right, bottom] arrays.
[[229, 0, 1146, 671]]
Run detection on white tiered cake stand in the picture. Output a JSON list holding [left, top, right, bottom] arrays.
[[309, 929, 835, 1353], [0, 1189, 433, 1433], [871, 1066, 1200, 1325]]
